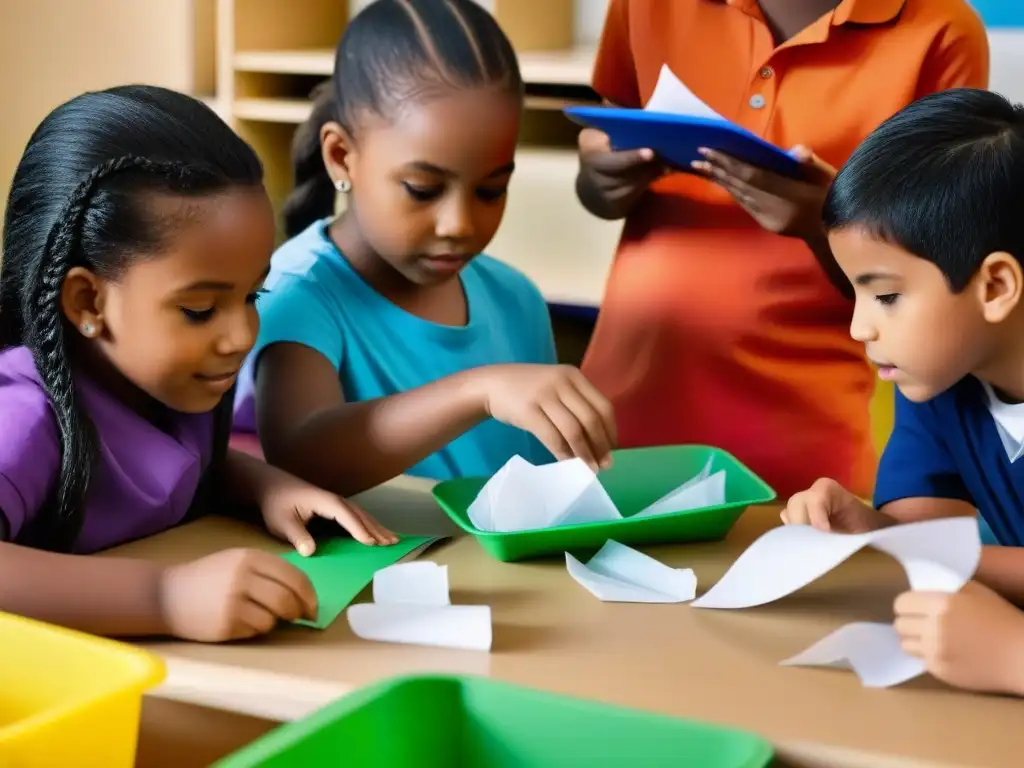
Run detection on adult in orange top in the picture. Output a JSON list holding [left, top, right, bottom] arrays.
[[577, 0, 989, 499]]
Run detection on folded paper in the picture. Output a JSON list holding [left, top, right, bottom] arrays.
[[567, 540, 697, 603], [347, 561, 491, 651], [780, 622, 926, 688], [468, 455, 727, 533]]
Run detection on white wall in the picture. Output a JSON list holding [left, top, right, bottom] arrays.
[[988, 31, 1024, 103]]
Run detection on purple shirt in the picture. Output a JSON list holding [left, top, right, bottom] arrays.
[[0, 346, 214, 553]]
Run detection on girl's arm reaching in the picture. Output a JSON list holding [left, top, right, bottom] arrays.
[[0, 540, 167, 636], [0, 536, 318, 641], [255, 342, 617, 497]]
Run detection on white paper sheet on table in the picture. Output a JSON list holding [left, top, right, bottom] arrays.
[[645, 64, 726, 120], [689, 517, 981, 688], [467, 455, 727, 533], [566, 540, 697, 603], [348, 562, 492, 651], [691, 517, 981, 610], [780, 622, 927, 688]]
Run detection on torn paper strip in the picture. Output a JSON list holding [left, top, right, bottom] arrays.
[[348, 604, 492, 651], [567, 540, 696, 603], [691, 517, 980, 610], [780, 622, 926, 688]]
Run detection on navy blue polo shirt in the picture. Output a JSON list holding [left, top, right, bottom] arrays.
[[874, 377, 1024, 547]]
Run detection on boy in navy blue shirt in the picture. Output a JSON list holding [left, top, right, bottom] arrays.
[[783, 88, 1024, 696]]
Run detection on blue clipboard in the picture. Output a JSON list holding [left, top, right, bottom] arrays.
[[564, 106, 805, 180]]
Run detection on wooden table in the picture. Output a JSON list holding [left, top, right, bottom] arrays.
[[110, 481, 1022, 768]]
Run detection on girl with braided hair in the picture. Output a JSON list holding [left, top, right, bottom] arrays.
[[0, 84, 395, 642]]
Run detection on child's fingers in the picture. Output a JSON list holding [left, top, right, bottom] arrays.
[[250, 557, 319, 622], [275, 509, 321, 555], [893, 590, 945, 617], [541, 399, 601, 471], [311, 501, 380, 547], [898, 634, 924, 658], [893, 615, 927, 641], [568, 370, 619, 451], [348, 503, 399, 546], [523, 405, 574, 462], [557, 383, 614, 470], [781, 495, 812, 526], [245, 573, 307, 624]]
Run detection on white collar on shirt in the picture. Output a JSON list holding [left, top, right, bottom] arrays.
[[981, 380, 1024, 462]]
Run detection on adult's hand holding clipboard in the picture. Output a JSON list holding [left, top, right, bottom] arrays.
[[570, 65, 837, 240], [565, 65, 805, 179]]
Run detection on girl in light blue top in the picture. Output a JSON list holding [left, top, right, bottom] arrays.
[[234, 0, 617, 496]]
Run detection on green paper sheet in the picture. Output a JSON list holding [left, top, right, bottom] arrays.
[[282, 535, 437, 629]]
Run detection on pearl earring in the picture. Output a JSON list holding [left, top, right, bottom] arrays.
[[333, 178, 351, 193], [81, 322, 95, 337]]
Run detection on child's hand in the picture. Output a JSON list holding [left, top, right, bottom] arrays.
[[895, 581, 1024, 695], [159, 549, 318, 642], [473, 364, 617, 471], [578, 128, 666, 214], [258, 465, 398, 554], [781, 478, 894, 533], [690, 145, 835, 240]]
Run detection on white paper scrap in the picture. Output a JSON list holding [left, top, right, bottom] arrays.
[[348, 604, 492, 652], [372, 562, 450, 606], [348, 562, 491, 651], [691, 517, 981, 610], [566, 540, 697, 603], [645, 64, 726, 120], [780, 622, 925, 688]]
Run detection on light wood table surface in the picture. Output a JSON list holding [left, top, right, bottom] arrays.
[[109, 480, 1021, 768]]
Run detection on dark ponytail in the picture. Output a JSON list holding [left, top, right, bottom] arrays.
[[281, 0, 523, 238], [1, 85, 263, 550], [283, 82, 340, 238]]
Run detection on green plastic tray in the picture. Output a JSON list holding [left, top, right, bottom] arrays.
[[214, 675, 774, 768], [432, 445, 775, 562]]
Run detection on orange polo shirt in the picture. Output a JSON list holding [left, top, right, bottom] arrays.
[[582, 0, 988, 498]]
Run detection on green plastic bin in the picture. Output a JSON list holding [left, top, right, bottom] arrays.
[[213, 675, 774, 768], [432, 445, 775, 561]]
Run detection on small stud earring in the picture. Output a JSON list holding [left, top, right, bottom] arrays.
[[333, 178, 352, 194], [81, 322, 95, 337]]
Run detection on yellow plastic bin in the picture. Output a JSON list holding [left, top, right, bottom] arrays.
[[0, 611, 166, 768]]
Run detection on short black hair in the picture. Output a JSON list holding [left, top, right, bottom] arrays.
[[283, 0, 524, 238], [824, 88, 1024, 292], [0, 84, 263, 551]]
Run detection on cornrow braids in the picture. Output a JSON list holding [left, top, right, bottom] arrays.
[[1, 84, 264, 551], [24, 157, 148, 549], [282, 0, 523, 237]]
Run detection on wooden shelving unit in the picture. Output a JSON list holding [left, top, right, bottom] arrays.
[[178, 0, 619, 310]]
